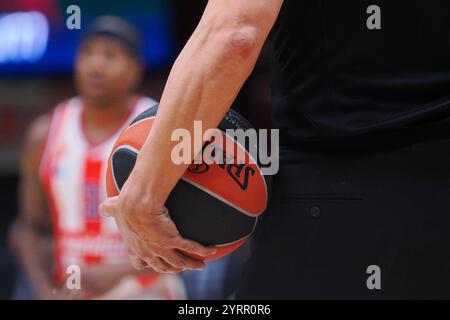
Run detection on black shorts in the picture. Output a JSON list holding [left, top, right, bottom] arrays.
[[237, 138, 450, 299]]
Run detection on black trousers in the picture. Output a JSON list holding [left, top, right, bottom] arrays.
[[237, 138, 450, 299]]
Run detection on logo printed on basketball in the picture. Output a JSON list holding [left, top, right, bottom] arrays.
[[188, 161, 255, 190], [225, 163, 255, 191], [188, 163, 209, 174], [190, 140, 256, 190], [171, 120, 279, 175]]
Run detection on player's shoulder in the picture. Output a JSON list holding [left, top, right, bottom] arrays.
[[25, 97, 78, 148], [21, 112, 51, 174], [52, 96, 82, 114], [25, 113, 50, 149]]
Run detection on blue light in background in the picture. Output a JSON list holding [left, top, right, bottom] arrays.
[[0, 6, 174, 76], [0, 12, 49, 64]]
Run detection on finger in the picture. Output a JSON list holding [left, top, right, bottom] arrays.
[[129, 254, 148, 270], [157, 257, 184, 273], [161, 249, 206, 270], [142, 256, 171, 273], [165, 236, 216, 257], [138, 254, 182, 273], [99, 196, 119, 217], [127, 245, 150, 270]]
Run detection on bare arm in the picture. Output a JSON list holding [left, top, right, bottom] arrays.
[[80, 262, 157, 298], [134, 0, 283, 206], [101, 0, 283, 272], [13, 115, 56, 298]]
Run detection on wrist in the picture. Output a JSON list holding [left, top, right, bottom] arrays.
[[126, 164, 167, 212]]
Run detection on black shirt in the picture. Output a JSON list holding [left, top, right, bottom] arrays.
[[270, 0, 450, 146]]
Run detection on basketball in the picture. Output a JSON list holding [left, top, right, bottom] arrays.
[[106, 104, 271, 261]]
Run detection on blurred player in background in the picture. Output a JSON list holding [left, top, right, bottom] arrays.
[[10, 16, 185, 299]]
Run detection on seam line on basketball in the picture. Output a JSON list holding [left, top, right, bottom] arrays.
[[220, 130, 269, 211], [110, 144, 140, 193], [127, 116, 155, 131], [181, 176, 262, 217], [214, 225, 256, 247]]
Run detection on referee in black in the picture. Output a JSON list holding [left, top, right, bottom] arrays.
[[100, 0, 450, 299]]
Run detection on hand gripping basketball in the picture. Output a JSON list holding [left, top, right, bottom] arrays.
[[100, 177, 216, 273], [102, 105, 271, 270]]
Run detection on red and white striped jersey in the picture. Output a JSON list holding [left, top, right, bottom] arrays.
[[39, 95, 156, 283]]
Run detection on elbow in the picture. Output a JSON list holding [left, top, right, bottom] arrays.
[[220, 26, 263, 61]]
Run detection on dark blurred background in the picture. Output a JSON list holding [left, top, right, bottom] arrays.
[[0, 0, 271, 298]]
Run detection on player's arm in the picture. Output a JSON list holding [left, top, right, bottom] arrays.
[[79, 261, 158, 297], [100, 0, 283, 272], [12, 115, 56, 299], [132, 0, 283, 208]]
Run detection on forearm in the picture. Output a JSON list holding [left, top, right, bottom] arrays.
[[133, 9, 268, 207], [87, 262, 156, 280], [15, 222, 55, 294]]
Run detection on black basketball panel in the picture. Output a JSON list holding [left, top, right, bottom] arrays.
[[129, 104, 159, 126], [219, 108, 253, 131], [111, 147, 138, 191], [165, 179, 256, 246]]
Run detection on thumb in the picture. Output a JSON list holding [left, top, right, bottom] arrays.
[[99, 196, 120, 217]]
